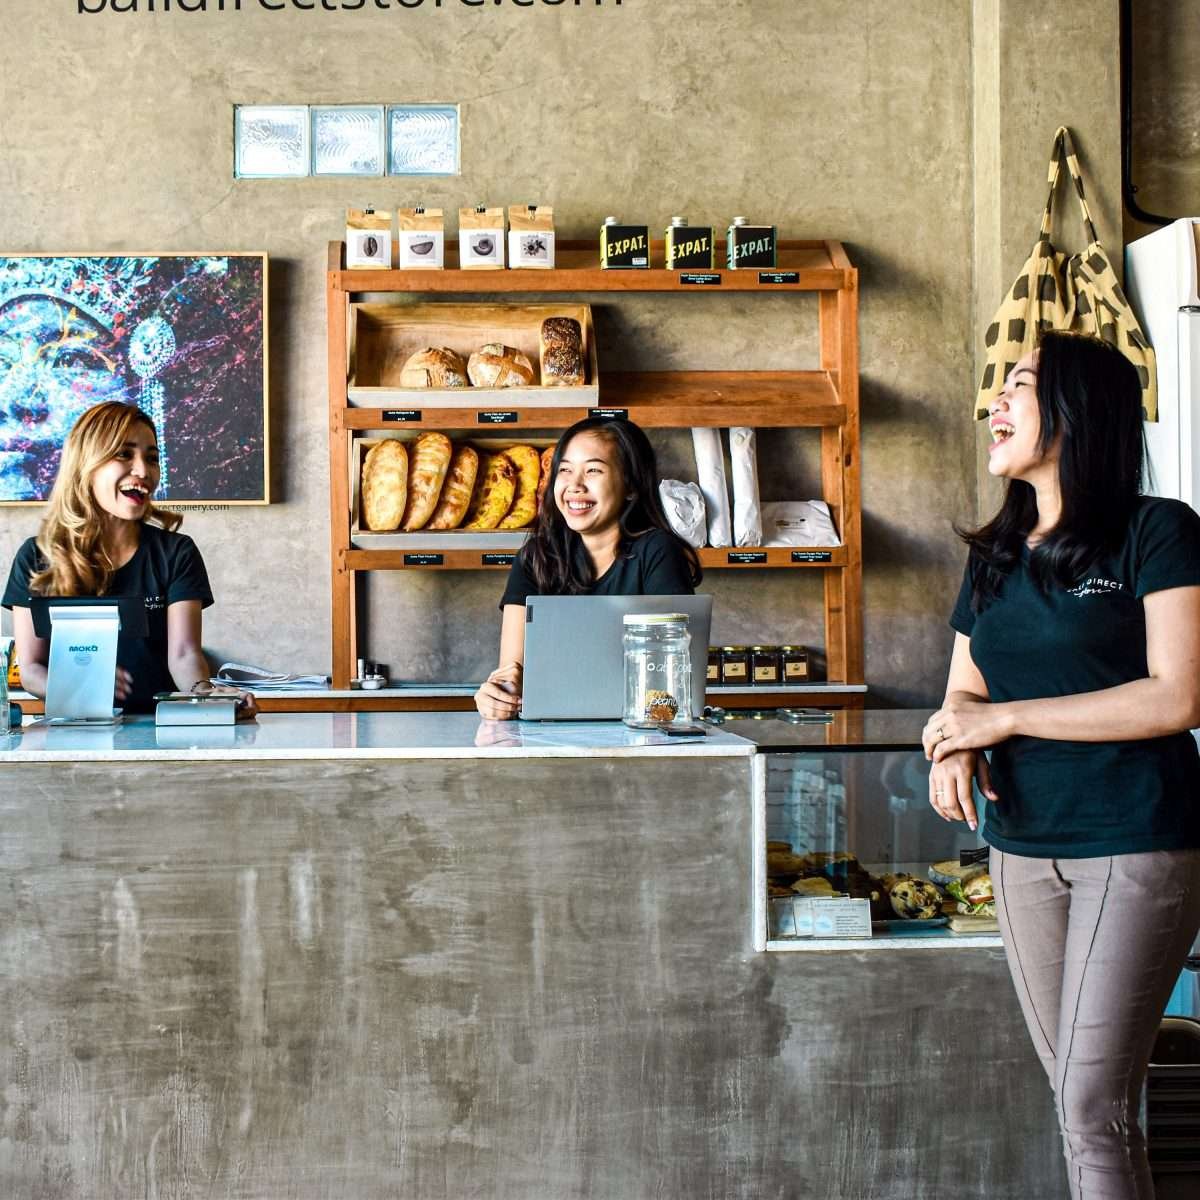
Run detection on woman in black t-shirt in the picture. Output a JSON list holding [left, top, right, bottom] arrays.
[[474, 417, 701, 719], [925, 332, 1200, 1199], [3, 401, 255, 716]]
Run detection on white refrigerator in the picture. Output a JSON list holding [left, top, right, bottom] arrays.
[[1125, 217, 1200, 510]]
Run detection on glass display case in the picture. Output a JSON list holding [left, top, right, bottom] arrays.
[[718, 710, 1005, 952]]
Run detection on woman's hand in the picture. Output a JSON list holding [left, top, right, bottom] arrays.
[[474, 662, 522, 721], [190, 680, 258, 722], [928, 749, 998, 832], [115, 667, 134, 702], [923, 697, 1014, 762]]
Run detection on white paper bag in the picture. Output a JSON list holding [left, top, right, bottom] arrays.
[[658, 480, 707, 549], [760, 501, 841, 548], [729, 427, 762, 547], [690, 428, 731, 547]]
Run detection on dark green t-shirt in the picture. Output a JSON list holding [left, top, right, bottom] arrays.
[[3, 524, 214, 713], [951, 496, 1200, 858]]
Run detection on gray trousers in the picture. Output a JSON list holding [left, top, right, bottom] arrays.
[[992, 846, 1200, 1200]]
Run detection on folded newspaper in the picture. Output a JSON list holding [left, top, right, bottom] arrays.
[[212, 662, 330, 691]]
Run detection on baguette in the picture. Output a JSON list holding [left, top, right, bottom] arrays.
[[426, 445, 480, 530], [360, 440, 408, 532], [463, 453, 518, 530], [497, 444, 543, 529], [400, 432, 453, 531]]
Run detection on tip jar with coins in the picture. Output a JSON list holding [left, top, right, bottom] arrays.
[[622, 613, 692, 728]]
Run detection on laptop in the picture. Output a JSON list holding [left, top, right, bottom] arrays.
[[520, 594, 713, 720], [30, 596, 147, 725]]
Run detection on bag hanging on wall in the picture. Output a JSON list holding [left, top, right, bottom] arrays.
[[974, 126, 1157, 421]]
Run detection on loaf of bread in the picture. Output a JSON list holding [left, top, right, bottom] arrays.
[[467, 344, 536, 388], [360, 440, 408, 531], [426, 445, 480, 530], [539, 317, 585, 387], [400, 432, 453, 531], [463, 453, 518, 530], [398, 347, 469, 389], [535, 444, 556, 512], [497, 444, 542, 529]]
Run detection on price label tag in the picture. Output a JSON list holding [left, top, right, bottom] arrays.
[[477, 411, 519, 425], [791, 550, 832, 563], [403, 554, 444, 567], [759, 271, 800, 285], [481, 553, 516, 567], [680, 272, 722, 286], [383, 410, 422, 423], [589, 408, 629, 421], [727, 550, 767, 565]]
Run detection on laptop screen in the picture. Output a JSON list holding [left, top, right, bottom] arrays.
[[521, 594, 712, 721]]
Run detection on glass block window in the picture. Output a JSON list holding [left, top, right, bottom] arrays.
[[387, 105, 460, 176], [235, 106, 310, 179], [312, 105, 385, 177]]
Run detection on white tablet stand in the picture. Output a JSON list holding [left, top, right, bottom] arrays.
[[44, 604, 123, 725]]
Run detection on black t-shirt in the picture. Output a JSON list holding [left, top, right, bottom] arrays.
[[950, 496, 1200, 858], [500, 527, 696, 609], [3, 523, 214, 713]]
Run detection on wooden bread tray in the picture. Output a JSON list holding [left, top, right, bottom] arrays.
[[347, 302, 599, 408]]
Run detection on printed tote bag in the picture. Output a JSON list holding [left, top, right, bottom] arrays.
[[975, 126, 1157, 420]]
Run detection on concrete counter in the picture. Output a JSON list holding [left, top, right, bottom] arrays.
[[0, 714, 1062, 1198]]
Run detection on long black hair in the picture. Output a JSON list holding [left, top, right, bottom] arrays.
[[962, 330, 1145, 610], [522, 417, 702, 594]]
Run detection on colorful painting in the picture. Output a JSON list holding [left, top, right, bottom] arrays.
[[0, 253, 268, 504]]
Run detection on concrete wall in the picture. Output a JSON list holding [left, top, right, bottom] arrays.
[[0, 1, 1127, 705], [1127, 0, 1200, 241]]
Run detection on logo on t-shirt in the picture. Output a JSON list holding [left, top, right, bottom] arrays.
[[1068, 577, 1124, 598], [144, 594, 164, 611]]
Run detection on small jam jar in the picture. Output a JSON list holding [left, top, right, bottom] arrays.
[[706, 646, 721, 685], [781, 645, 809, 683], [720, 646, 751, 685], [751, 646, 782, 686]]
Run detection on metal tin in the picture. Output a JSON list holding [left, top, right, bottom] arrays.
[[726, 216, 777, 269], [665, 217, 715, 270], [600, 217, 650, 269], [719, 645, 751, 685]]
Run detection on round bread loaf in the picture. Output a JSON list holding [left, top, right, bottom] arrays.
[[467, 344, 536, 388], [399, 347, 469, 389]]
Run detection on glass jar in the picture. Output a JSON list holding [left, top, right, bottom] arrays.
[[781, 645, 809, 683], [623, 614, 692, 727], [719, 645, 750, 686], [706, 646, 721, 685], [751, 646, 782, 686]]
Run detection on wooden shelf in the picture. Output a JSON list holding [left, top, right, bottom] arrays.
[[340, 370, 843, 432], [328, 239, 853, 294], [343, 545, 847, 572]]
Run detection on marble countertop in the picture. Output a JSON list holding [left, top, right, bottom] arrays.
[[0, 711, 757, 763]]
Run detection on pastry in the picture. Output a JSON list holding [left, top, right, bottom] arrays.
[[398, 347, 469, 389], [463, 453, 518, 530], [467, 344, 536, 388], [360, 440, 408, 532], [536, 445, 556, 512], [400, 432, 453, 531], [426, 445, 480, 530], [497, 444, 543, 529], [791, 877, 836, 897], [888, 878, 944, 920]]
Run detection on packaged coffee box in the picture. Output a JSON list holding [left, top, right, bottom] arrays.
[[665, 217, 714, 270], [726, 217, 777, 269], [459, 205, 506, 270], [508, 205, 555, 269], [600, 217, 650, 269], [398, 207, 445, 270], [345, 208, 392, 270]]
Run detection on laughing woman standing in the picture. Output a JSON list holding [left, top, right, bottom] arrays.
[[924, 332, 1200, 1200], [3, 400, 254, 716]]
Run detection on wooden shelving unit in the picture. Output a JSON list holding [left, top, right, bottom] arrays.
[[327, 238, 863, 706]]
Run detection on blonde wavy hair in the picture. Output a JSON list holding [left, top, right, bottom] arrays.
[[31, 401, 181, 597]]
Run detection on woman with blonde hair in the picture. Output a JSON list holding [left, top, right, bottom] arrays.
[[3, 400, 253, 715]]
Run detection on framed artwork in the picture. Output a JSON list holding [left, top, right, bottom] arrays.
[[0, 253, 269, 504]]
